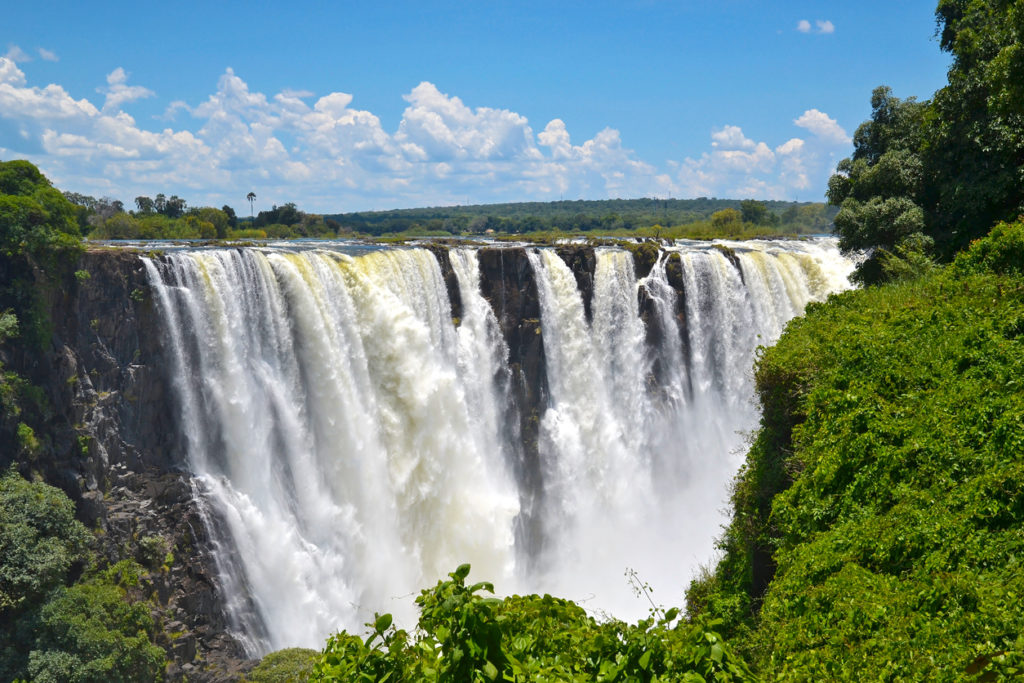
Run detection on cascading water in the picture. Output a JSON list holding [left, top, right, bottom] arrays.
[[144, 239, 853, 654]]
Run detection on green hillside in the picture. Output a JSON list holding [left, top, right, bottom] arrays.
[[687, 219, 1024, 679]]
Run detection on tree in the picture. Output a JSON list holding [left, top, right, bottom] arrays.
[[828, 2, 1024, 279], [925, 0, 1024, 254], [247, 192, 256, 224], [0, 469, 89, 680], [711, 208, 742, 232], [161, 195, 185, 219], [740, 199, 769, 225], [134, 196, 154, 214], [826, 86, 929, 283], [0, 160, 81, 259], [221, 205, 238, 230], [192, 207, 229, 239]]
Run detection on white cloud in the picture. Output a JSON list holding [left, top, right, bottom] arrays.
[[0, 63, 854, 210], [794, 108, 850, 144], [38, 48, 58, 62], [4, 45, 31, 63], [673, 109, 850, 200], [100, 68, 155, 113], [796, 19, 834, 35], [0, 57, 27, 86], [395, 82, 537, 161]]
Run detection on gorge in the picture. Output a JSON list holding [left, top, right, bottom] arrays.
[[121, 238, 853, 661]]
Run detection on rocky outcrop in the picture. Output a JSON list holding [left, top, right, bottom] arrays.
[[475, 247, 549, 559], [637, 252, 692, 397], [2, 248, 252, 682], [554, 245, 597, 322]]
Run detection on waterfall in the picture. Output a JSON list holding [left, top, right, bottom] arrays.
[[144, 239, 853, 654]]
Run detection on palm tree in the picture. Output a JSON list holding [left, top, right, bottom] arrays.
[[246, 192, 256, 225]]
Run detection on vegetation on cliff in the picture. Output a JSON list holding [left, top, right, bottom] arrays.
[[0, 469, 167, 682], [687, 219, 1024, 679], [0, 160, 84, 461]]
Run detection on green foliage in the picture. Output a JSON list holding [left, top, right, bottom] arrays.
[[952, 216, 1024, 277], [327, 198, 834, 238], [710, 208, 743, 233], [247, 647, 318, 682], [828, 2, 1024, 273], [0, 468, 88, 614], [312, 564, 757, 682], [927, 0, 1024, 252], [29, 560, 167, 682], [0, 469, 89, 680], [693, 223, 1024, 679], [827, 88, 930, 284], [0, 159, 82, 261], [0, 310, 17, 341], [0, 470, 167, 682]]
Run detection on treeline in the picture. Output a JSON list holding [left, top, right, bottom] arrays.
[[62, 189, 837, 241], [62, 192, 340, 241], [325, 198, 836, 237]]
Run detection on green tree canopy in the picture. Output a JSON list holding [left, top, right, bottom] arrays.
[[0, 160, 81, 260], [828, 1, 1024, 281]]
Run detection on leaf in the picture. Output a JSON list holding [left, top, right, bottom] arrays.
[[639, 649, 652, 670], [375, 612, 393, 633], [483, 659, 498, 680]]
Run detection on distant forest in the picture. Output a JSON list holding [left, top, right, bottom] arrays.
[[324, 197, 838, 237], [62, 190, 837, 241]]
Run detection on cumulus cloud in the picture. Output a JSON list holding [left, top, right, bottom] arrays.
[[38, 48, 58, 62], [99, 68, 154, 113], [794, 108, 850, 144], [0, 62, 853, 209], [396, 82, 538, 161], [673, 109, 851, 200], [0, 57, 27, 86], [816, 20, 835, 34], [796, 20, 811, 33]]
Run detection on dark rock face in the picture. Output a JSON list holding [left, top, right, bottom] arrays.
[[474, 247, 548, 560], [424, 244, 462, 322], [1, 248, 252, 682], [554, 245, 596, 322], [637, 252, 692, 398]]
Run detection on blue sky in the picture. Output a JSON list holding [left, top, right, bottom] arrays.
[[1, 1, 950, 213]]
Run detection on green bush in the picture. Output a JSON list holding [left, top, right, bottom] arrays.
[[247, 647, 318, 682], [0, 470, 167, 682], [29, 561, 166, 683], [312, 564, 756, 682], [952, 216, 1024, 277]]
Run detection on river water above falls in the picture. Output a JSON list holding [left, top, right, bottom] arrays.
[[142, 238, 854, 654]]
